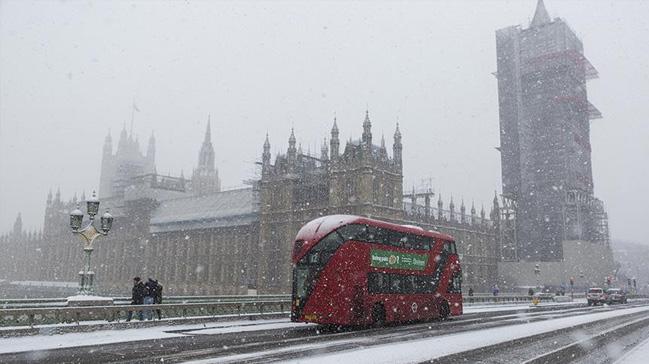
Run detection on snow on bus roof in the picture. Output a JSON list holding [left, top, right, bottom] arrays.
[[400, 224, 424, 230], [297, 215, 454, 242]]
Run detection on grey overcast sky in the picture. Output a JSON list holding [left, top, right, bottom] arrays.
[[1, 0, 648, 244]]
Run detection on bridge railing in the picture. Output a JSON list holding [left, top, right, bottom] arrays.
[[3, 292, 611, 328], [0, 299, 291, 328], [0, 294, 291, 309]]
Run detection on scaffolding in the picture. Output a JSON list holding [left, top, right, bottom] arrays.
[[499, 194, 518, 262]]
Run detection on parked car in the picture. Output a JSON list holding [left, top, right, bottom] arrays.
[[587, 287, 607, 306], [606, 288, 627, 304]]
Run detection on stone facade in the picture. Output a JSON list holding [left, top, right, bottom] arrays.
[[0, 112, 501, 296]]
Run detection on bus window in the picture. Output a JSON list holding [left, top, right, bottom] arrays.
[[448, 272, 462, 293], [304, 230, 345, 265], [295, 267, 309, 298], [443, 241, 457, 254], [368, 272, 389, 294], [403, 275, 417, 294], [390, 274, 403, 293], [337, 224, 366, 241], [412, 236, 431, 251], [385, 230, 404, 247]]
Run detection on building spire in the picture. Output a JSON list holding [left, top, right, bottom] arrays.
[[330, 118, 340, 160], [362, 110, 372, 148], [263, 132, 271, 151], [262, 133, 271, 173], [530, 0, 551, 28], [287, 128, 297, 166], [204, 115, 212, 143], [13, 213, 23, 236], [197, 118, 215, 171], [321, 137, 329, 161], [393, 122, 402, 166]]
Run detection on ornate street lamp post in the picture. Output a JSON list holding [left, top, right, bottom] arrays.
[[69, 190, 113, 295], [534, 263, 541, 290]]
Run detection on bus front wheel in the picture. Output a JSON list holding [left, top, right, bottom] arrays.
[[371, 303, 386, 327]]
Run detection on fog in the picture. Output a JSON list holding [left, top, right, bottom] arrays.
[[1, 0, 648, 244]]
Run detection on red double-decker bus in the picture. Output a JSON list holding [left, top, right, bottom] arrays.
[[291, 215, 462, 326]]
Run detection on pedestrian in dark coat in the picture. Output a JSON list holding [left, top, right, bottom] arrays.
[[153, 279, 163, 320], [143, 278, 157, 320], [126, 277, 145, 321]]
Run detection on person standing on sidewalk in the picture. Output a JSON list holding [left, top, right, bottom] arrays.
[[153, 279, 163, 320], [143, 278, 157, 320], [126, 277, 145, 322]]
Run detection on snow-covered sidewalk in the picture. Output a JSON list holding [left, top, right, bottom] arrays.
[[0, 318, 305, 354]]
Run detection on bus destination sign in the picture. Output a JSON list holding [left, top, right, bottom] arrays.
[[370, 249, 428, 270]]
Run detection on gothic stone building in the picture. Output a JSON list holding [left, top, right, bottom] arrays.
[[1, 112, 499, 296]]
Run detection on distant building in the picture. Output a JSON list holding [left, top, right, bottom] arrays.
[[0, 112, 499, 296], [495, 0, 609, 262]]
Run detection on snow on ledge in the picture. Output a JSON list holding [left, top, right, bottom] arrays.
[[66, 295, 113, 301]]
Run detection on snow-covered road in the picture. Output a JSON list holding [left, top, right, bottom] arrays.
[[1, 300, 645, 364], [192, 305, 649, 364]]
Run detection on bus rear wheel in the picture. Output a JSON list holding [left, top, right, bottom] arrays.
[[371, 304, 386, 327]]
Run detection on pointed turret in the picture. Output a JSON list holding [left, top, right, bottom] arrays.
[[530, 0, 551, 28], [471, 201, 477, 225], [263, 133, 271, 152], [449, 197, 456, 222], [46, 189, 52, 206], [103, 130, 113, 157], [192, 117, 221, 195], [330, 118, 340, 160], [379, 134, 388, 159], [117, 124, 128, 153], [262, 133, 271, 169], [321, 137, 329, 161], [287, 128, 297, 167], [393, 123, 402, 166], [197, 118, 215, 171], [480, 205, 486, 221], [13, 213, 23, 237], [437, 194, 444, 220], [55, 188, 61, 203], [362, 110, 372, 148]]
